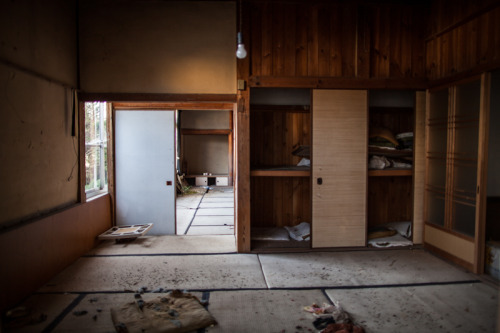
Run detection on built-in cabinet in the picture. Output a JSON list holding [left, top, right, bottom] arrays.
[[249, 88, 423, 250], [249, 91, 312, 239]]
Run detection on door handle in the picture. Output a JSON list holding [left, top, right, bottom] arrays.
[[317, 177, 323, 185], [166, 181, 173, 186]]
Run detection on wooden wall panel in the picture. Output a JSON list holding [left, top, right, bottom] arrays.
[[248, 1, 428, 83], [368, 176, 413, 226], [251, 176, 311, 228], [426, 1, 500, 81], [250, 110, 310, 167]]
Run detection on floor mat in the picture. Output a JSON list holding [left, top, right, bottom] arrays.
[[38, 254, 266, 292], [259, 249, 476, 288], [325, 283, 499, 332], [88, 235, 236, 255], [206, 289, 326, 333]]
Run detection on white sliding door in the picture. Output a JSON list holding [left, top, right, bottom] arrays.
[[115, 110, 176, 235]]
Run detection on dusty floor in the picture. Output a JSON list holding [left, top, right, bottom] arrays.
[[176, 186, 234, 236], [2, 234, 499, 332]]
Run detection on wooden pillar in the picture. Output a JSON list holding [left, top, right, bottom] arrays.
[[235, 0, 251, 252]]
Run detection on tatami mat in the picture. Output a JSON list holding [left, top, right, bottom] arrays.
[[196, 208, 234, 216], [38, 254, 266, 293], [187, 226, 234, 235], [191, 215, 234, 226], [206, 289, 325, 333], [199, 202, 234, 209], [87, 235, 236, 255], [325, 283, 499, 332], [2, 294, 78, 333], [259, 249, 476, 288]]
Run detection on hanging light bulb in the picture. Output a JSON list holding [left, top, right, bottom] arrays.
[[236, 32, 247, 59]]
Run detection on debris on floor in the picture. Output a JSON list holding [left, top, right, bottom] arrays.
[[304, 302, 365, 333], [111, 290, 217, 333], [98, 223, 153, 241], [3, 306, 47, 329]]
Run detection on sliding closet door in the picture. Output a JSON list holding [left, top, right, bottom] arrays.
[[424, 75, 490, 272], [312, 90, 367, 248]]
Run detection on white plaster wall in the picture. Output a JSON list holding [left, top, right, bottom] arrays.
[[183, 135, 229, 175], [79, 0, 236, 94]]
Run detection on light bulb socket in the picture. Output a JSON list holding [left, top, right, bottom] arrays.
[[237, 32, 243, 44]]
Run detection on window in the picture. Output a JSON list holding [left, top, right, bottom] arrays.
[[85, 102, 108, 198]]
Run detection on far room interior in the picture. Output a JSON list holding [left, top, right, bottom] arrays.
[[176, 109, 235, 236]]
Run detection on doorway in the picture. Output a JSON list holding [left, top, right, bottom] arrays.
[[175, 109, 235, 235]]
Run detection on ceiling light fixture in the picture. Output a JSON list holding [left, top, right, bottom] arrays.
[[236, 0, 247, 59]]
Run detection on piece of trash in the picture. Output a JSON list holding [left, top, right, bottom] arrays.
[[115, 322, 127, 333], [111, 293, 217, 332], [313, 316, 335, 330], [89, 297, 98, 303], [6, 306, 30, 319], [73, 310, 88, 316], [304, 303, 335, 315], [136, 299, 145, 311], [92, 314, 98, 321]]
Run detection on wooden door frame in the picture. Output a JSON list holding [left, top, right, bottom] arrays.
[[78, 94, 237, 232]]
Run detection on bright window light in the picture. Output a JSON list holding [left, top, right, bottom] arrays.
[[85, 101, 108, 198]]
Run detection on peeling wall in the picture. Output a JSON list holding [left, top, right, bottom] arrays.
[[0, 0, 78, 227], [79, 0, 236, 94]]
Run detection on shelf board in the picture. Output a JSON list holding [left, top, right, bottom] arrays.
[[368, 169, 412, 177], [250, 104, 310, 113], [251, 167, 310, 177], [181, 129, 232, 135]]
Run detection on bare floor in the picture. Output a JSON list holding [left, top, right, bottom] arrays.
[[3, 235, 499, 333], [176, 187, 234, 236]]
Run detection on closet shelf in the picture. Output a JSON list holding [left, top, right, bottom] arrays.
[[251, 166, 310, 177], [368, 169, 412, 177]]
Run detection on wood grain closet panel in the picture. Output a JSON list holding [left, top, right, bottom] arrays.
[[250, 111, 310, 167], [312, 90, 367, 248], [251, 176, 311, 228], [368, 176, 413, 226], [272, 3, 285, 76], [249, 1, 427, 80], [295, 3, 309, 76], [425, 2, 500, 81]]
